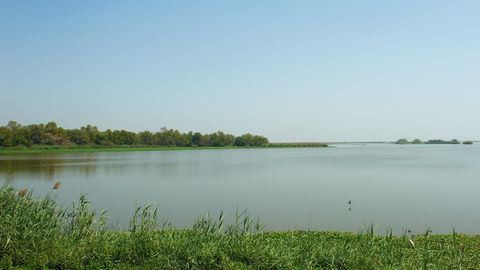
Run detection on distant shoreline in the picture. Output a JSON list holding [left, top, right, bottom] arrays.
[[0, 143, 329, 154], [394, 138, 476, 145], [2, 140, 478, 154]]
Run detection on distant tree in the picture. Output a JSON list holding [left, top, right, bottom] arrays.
[[6, 121, 29, 146], [26, 124, 44, 145], [426, 139, 461, 144], [45, 122, 58, 134], [113, 130, 137, 145], [104, 129, 114, 143], [0, 127, 13, 147], [6, 121, 21, 131], [395, 138, 409, 144], [224, 134, 235, 146], [155, 128, 179, 146], [81, 125, 99, 144], [234, 136, 246, 147], [199, 134, 211, 147], [249, 135, 269, 146], [412, 139, 423, 144], [210, 131, 227, 146], [67, 129, 90, 145], [235, 134, 269, 147], [42, 122, 69, 145], [138, 131, 155, 145], [184, 132, 194, 147], [192, 132, 202, 146], [173, 131, 188, 147]]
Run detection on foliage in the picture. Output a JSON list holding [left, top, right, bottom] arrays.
[[395, 138, 467, 145], [395, 138, 409, 144], [234, 134, 269, 147], [1, 186, 480, 269], [412, 139, 423, 144], [425, 139, 461, 145], [0, 121, 269, 148]]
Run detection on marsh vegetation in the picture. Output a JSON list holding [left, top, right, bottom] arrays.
[[1, 186, 480, 269]]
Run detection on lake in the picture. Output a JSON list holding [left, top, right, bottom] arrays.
[[1, 144, 479, 234]]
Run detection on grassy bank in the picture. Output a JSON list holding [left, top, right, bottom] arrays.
[[0, 143, 328, 154], [1, 187, 479, 269], [267, 142, 328, 148]]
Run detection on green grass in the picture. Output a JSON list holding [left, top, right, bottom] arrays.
[[1, 186, 479, 269], [0, 144, 328, 154]]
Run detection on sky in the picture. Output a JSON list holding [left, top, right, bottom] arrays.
[[1, 1, 479, 142]]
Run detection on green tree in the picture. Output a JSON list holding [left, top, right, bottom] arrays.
[[192, 132, 202, 146], [67, 129, 90, 145], [138, 131, 155, 145], [395, 138, 409, 144], [0, 127, 14, 147], [45, 122, 58, 134]]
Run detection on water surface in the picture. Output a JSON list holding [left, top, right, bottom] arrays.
[[1, 144, 479, 234]]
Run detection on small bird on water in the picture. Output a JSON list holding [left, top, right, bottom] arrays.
[[348, 200, 351, 205], [53, 181, 61, 190]]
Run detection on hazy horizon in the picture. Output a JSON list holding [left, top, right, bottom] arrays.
[[2, 1, 479, 142]]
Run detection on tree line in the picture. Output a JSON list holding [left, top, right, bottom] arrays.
[[395, 138, 464, 145], [0, 121, 269, 148]]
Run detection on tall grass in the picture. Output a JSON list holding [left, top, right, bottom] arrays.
[[1, 186, 480, 269]]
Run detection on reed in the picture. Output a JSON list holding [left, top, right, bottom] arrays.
[[1, 185, 479, 269]]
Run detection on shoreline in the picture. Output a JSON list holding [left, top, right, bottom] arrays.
[[0, 144, 329, 154], [1, 186, 478, 269]]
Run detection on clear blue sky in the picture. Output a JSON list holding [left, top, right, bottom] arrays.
[[1, 1, 479, 142]]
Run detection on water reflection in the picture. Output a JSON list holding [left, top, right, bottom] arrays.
[[0, 154, 99, 182], [0, 153, 190, 182]]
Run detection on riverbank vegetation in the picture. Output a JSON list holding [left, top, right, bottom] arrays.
[[0, 144, 329, 155], [268, 142, 328, 148], [0, 121, 269, 149], [1, 186, 479, 269], [0, 122, 331, 153]]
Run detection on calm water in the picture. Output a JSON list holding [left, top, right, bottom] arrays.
[[1, 144, 480, 234]]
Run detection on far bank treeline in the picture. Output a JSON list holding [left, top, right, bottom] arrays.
[[0, 121, 269, 148], [395, 138, 474, 145]]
